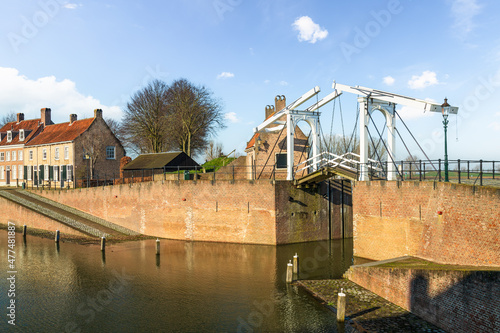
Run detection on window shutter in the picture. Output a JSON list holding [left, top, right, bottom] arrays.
[[49, 166, 53, 180], [24, 166, 27, 180], [62, 165, 67, 181], [40, 165, 44, 180]]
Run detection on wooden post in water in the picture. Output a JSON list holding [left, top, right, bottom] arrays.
[[156, 238, 160, 255], [286, 260, 293, 283], [101, 237, 106, 251], [55, 230, 60, 243], [23, 225, 27, 237], [293, 253, 299, 275], [337, 288, 346, 322]]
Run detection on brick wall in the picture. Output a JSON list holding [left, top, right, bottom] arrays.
[[0, 196, 88, 237], [346, 266, 500, 333], [352, 181, 500, 266], [31, 179, 339, 245]]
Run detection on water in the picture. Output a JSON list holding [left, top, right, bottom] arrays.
[[0, 230, 353, 332]]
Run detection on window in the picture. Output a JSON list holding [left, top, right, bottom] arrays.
[[29, 150, 33, 161], [64, 146, 69, 160], [276, 153, 287, 169], [0, 152, 4, 162], [12, 165, 16, 179], [55, 147, 60, 160], [12, 151, 16, 161], [7, 131, 12, 142], [43, 148, 47, 160], [18, 151, 23, 161], [18, 165, 23, 180], [44, 165, 49, 181], [53, 166, 59, 182], [0, 166, 3, 180], [106, 146, 116, 159], [27, 166, 32, 180], [67, 165, 73, 181], [6, 151, 10, 162], [19, 129, 24, 141]]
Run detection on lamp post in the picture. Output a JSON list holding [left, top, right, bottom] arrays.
[[441, 98, 451, 182]]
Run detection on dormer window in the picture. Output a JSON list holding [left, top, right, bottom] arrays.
[[19, 129, 25, 141], [7, 131, 12, 142]]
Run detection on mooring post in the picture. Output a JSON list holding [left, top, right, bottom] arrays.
[[286, 260, 293, 283], [55, 230, 60, 243], [101, 236, 106, 251], [293, 253, 299, 275], [23, 225, 27, 237], [337, 288, 346, 322], [156, 238, 160, 255]]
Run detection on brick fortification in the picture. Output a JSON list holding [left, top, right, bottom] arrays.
[[30, 179, 339, 245], [352, 181, 500, 266], [346, 266, 500, 333]]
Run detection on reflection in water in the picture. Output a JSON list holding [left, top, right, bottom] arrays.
[[0, 230, 353, 332]]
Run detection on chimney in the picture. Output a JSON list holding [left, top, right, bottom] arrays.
[[94, 109, 103, 119], [275, 95, 286, 112], [69, 114, 77, 125], [265, 105, 275, 120], [17, 113, 24, 123], [41, 108, 51, 126]]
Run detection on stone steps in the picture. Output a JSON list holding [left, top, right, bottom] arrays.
[[0, 189, 139, 238]]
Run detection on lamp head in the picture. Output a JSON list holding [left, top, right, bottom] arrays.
[[441, 98, 451, 120]]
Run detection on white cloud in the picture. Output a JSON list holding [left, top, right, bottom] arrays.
[[292, 16, 328, 44], [488, 122, 500, 131], [264, 80, 270, 84], [224, 112, 239, 123], [383, 76, 395, 86], [279, 81, 288, 86], [217, 72, 234, 79], [63, 3, 82, 9], [0, 67, 121, 122], [450, 0, 482, 36], [408, 71, 439, 89]]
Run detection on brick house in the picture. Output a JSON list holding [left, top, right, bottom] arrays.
[[23, 108, 125, 187], [0, 112, 44, 186], [243, 96, 309, 180]]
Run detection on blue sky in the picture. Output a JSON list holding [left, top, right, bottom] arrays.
[[1, 0, 499, 162]]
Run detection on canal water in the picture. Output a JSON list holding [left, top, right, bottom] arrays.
[[0, 230, 354, 332]]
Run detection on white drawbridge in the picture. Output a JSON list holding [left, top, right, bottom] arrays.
[[254, 81, 459, 182]]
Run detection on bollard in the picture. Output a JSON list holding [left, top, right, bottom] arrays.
[[156, 238, 160, 255], [293, 253, 299, 274], [337, 288, 346, 322], [23, 225, 27, 237], [55, 230, 60, 243], [101, 237, 106, 251], [286, 260, 293, 283]]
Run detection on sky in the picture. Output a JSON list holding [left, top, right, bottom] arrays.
[[1, 0, 499, 162]]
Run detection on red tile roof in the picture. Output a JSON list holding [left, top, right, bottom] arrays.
[[25, 118, 95, 146], [0, 119, 42, 146]]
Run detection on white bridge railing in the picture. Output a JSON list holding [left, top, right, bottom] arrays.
[[294, 152, 384, 179]]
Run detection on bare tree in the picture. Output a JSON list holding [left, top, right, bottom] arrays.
[[0, 112, 16, 128], [121, 80, 171, 154], [166, 79, 225, 157], [204, 141, 224, 161], [80, 135, 104, 179]]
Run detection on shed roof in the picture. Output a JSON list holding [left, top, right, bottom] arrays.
[[122, 152, 199, 170]]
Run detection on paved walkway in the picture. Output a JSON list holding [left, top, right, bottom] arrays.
[[297, 279, 447, 333]]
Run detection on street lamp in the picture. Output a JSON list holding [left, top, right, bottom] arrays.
[[441, 98, 451, 182]]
